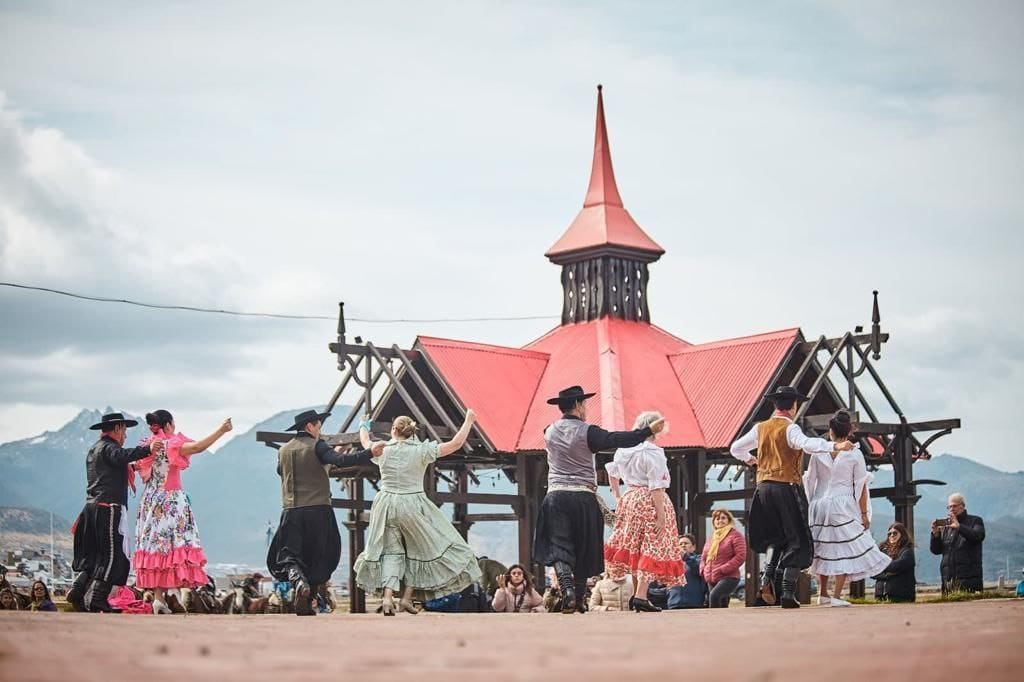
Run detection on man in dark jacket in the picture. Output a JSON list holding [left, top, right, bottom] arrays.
[[667, 534, 707, 608], [266, 409, 383, 616], [930, 492, 985, 594], [68, 413, 163, 612]]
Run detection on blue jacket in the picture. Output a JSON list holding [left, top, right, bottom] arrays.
[[667, 552, 707, 609]]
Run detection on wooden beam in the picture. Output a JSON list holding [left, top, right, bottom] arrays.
[[331, 498, 373, 511], [413, 339, 496, 452], [796, 332, 852, 420], [338, 362, 388, 434], [328, 342, 420, 360], [798, 333, 889, 353], [366, 342, 444, 444], [431, 491, 523, 512], [693, 488, 755, 506], [465, 513, 519, 523]]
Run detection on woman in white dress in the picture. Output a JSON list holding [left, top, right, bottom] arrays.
[[804, 410, 891, 607]]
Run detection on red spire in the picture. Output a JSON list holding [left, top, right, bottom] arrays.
[[546, 85, 665, 262], [583, 84, 623, 208]]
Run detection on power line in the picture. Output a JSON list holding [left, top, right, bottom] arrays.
[[0, 281, 559, 324]]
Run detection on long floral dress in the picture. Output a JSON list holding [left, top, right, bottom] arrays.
[[132, 433, 208, 589]]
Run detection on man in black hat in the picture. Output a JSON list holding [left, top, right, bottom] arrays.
[[533, 386, 666, 614], [730, 386, 854, 608], [67, 413, 164, 612], [267, 409, 384, 616]]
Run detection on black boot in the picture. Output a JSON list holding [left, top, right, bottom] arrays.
[[574, 580, 588, 613], [553, 562, 576, 614], [86, 580, 121, 613], [760, 547, 780, 606], [780, 568, 801, 609], [67, 572, 90, 612], [632, 596, 662, 612], [289, 568, 315, 616]]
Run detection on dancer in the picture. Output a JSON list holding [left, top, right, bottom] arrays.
[[133, 410, 233, 614], [533, 386, 666, 614], [268, 409, 384, 616], [604, 410, 684, 612], [68, 413, 163, 612], [730, 386, 853, 609], [805, 410, 891, 606], [354, 411, 482, 615]]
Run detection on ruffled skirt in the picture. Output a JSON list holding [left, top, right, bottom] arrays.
[[604, 488, 685, 585], [133, 487, 207, 589], [809, 493, 891, 580], [354, 490, 481, 600]]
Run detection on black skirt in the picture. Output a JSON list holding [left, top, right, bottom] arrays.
[[72, 503, 131, 585], [748, 481, 813, 570], [267, 505, 342, 586], [533, 490, 604, 579]]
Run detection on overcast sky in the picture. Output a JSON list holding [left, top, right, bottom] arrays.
[[0, 1, 1021, 471]]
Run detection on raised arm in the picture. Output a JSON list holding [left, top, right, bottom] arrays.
[[358, 417, 373, 449], [586, 418, 664, 453], [181, 418, 233, 457], [102, 442, 155, 467], [315, 439, 384, 467], [787, 424, 851, 455], [438, 410, 477, 458]]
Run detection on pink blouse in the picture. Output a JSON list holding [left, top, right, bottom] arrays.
[[136, 432, 193, 491]]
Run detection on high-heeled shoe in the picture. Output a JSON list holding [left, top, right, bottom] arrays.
[[152, 599, 172, 615], [381, 595, 396, 616], [631, 597, 661, 613], [398, 599, 419, 614]]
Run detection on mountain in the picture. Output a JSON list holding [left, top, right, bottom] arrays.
[[2, 411, 1021, 582]]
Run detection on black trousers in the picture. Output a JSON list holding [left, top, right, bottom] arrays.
[[748, 481, 813, 570], [533, 491, 605, 580], [267, 506, 342, 586], [708, 577, 739, 608]]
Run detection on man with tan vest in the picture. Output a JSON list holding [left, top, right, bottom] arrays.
[[267, 409, 384, 616], [730, 386, 853, 608]]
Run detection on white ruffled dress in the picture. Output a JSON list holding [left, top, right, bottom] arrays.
[[804, 445, 892, 580]]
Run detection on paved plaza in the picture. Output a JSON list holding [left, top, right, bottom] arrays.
[[1, 600, 1022, 681]]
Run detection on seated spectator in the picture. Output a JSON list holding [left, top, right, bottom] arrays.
[[700, 508, 747, 608], [1015, 569, 1024, 598], [930, 492, 985, 594], [0, 587, 20, 610], [873, 522, 916, 603], [30, 580, 58, 612], [589, 573, 633, 611], [491, 564, 543, 613], [668, 534, 707, 609]]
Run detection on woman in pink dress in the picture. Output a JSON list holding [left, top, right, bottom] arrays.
[[134, 409, 232, 614]]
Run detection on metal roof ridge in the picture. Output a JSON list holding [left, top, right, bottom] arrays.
[[418, 335, 550, 359], [668, 327, 801, 355]]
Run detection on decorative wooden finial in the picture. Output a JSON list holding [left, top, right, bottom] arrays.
[[871, 291, 882, 360]]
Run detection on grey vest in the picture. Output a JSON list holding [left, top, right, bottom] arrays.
[[278, 435, 330, 509], [544, 418, 595, 489]]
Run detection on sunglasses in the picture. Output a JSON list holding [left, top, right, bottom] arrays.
[[887, 531, 900, 537]]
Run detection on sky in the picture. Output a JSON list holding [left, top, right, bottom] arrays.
[[0, 1, 1021, 471]]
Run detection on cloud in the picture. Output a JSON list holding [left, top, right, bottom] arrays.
[[0, 2, 1021, 472]]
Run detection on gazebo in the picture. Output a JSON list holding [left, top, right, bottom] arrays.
[[258, 86, 960, 611]]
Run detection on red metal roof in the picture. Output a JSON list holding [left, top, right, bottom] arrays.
[[669, 329, 799, 448], [415, 324, 800, 453], [415, 336, 549, 452], [545, 86, 665, 260]]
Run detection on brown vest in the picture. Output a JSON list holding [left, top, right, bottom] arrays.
[[755, 416, 803, 484], [278, 435, 331, 509]]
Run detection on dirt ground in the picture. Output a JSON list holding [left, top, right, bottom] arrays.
[[1, 600, 1022, 682]]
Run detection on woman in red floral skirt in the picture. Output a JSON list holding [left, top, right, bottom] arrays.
[[604, 411, 685, 612]]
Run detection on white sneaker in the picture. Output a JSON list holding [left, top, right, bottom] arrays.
[[152, 599, 172, 615], [829, 597, 851, 607], [816, 596, 832, 606]]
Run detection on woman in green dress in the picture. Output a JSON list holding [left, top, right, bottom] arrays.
[[354, 410, 483, 615]]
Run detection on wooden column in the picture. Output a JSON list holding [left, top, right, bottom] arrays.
[[343, 477, 367, 614], [743, 466, 760, 607], [452, 468, 472, 539], [684, 450, 708, 549]]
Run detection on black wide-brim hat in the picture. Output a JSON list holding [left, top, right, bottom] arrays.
[[89, 412, 139, 430], [764, 385, 809, 402], [286, 409, 332, 431], [546, 385, 597, 405]]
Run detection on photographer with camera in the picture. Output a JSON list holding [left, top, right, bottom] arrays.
[[930, 492, 985, 595]]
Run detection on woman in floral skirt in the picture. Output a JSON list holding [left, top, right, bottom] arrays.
[[134, 409, 232, 614], [604, 411, 685, 612]]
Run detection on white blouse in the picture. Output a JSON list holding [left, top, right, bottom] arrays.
[[605, 441, 671, 490]]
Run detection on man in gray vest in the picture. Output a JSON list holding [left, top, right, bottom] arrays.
[[267, 409, 384, 616], [533, 386, 666, 613]]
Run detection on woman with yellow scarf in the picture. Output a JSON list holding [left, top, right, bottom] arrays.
[[700, 509, 747, 608]]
